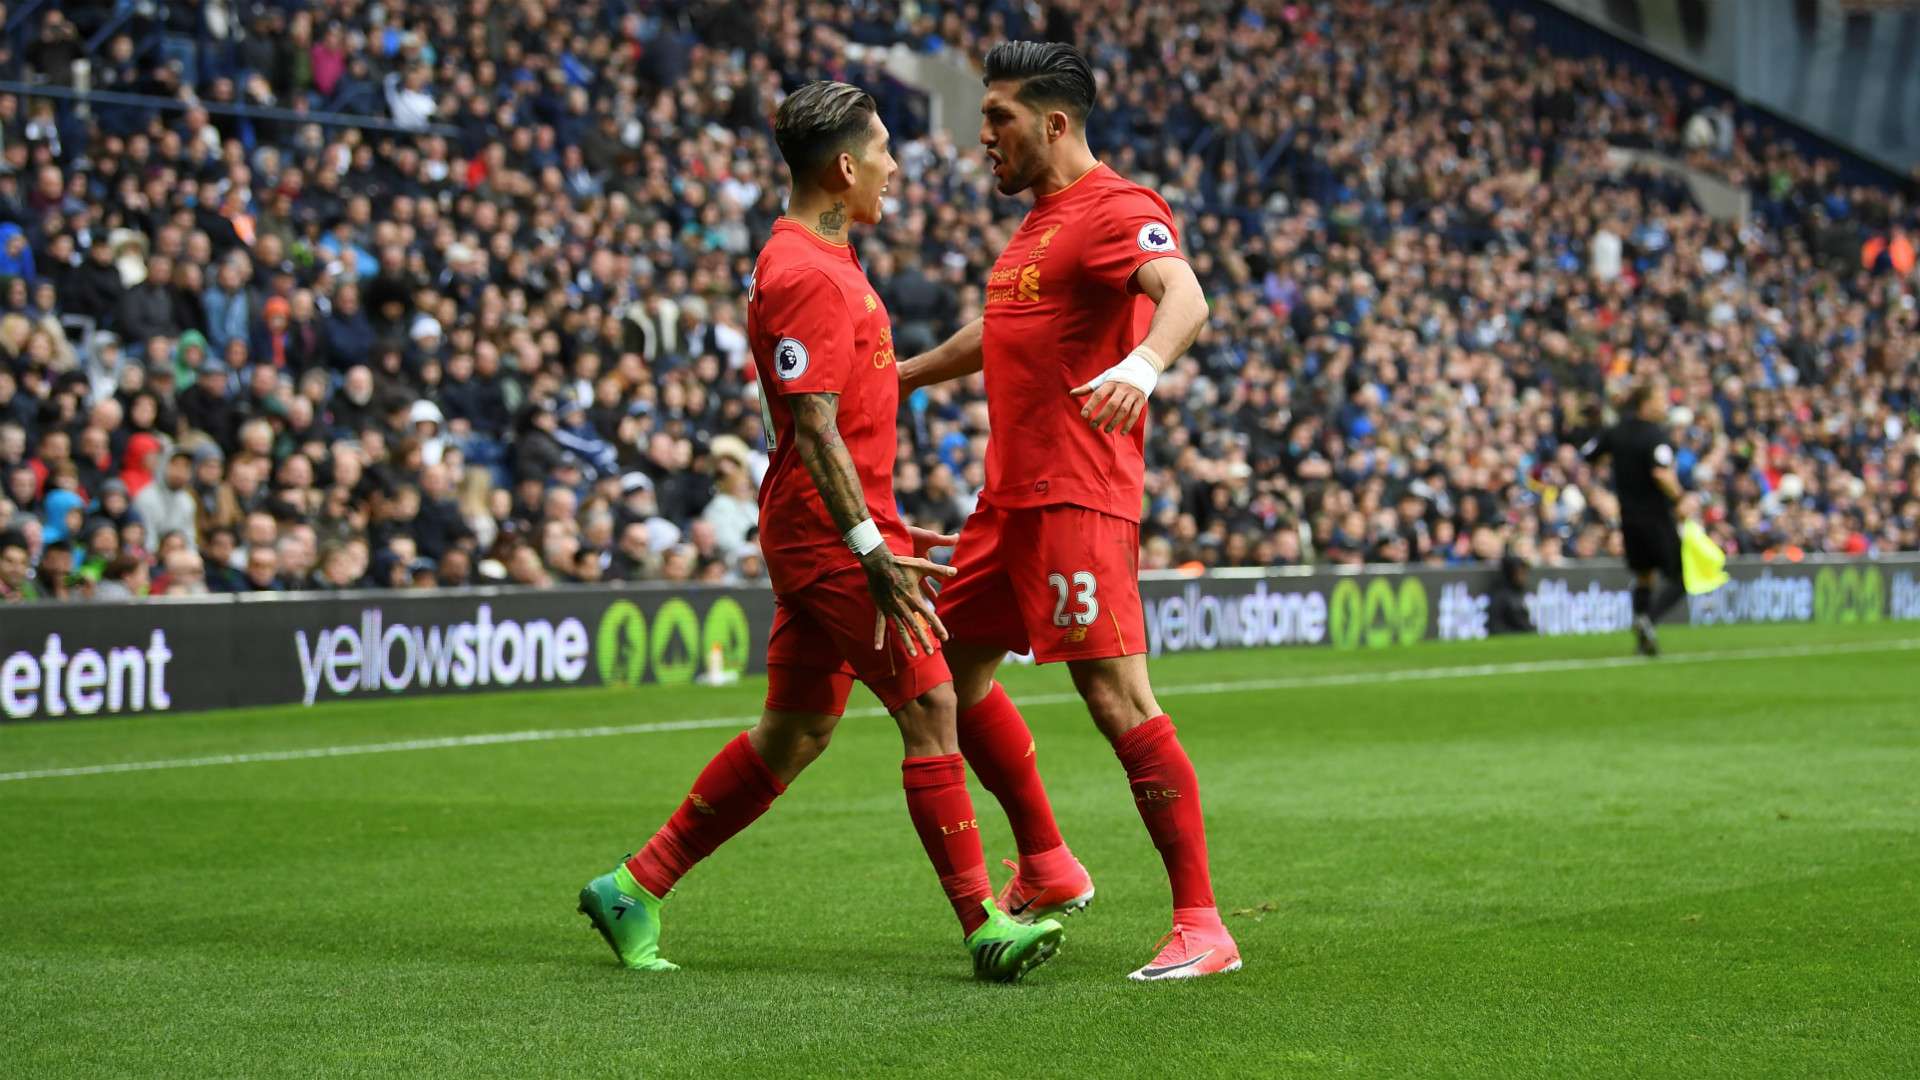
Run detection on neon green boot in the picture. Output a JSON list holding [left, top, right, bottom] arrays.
[[966, 899, 1064, 983], [578, 863, 679, 972]]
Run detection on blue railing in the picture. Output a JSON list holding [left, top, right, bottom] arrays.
[[82, 0, 139, 56], [0, 80, 463, 140], [3, 0, 49, 39]]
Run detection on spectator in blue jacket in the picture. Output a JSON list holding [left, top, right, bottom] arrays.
[[201, 257, 253, 353]]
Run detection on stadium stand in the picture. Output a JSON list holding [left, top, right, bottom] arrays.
[[0, 0, 1915, 601]]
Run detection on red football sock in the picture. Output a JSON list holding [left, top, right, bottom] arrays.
[[901, 754, 994, 936], [1114, 715, 1216, 911], [625, 731, 786, 899], [957, 682, 1065, 857]]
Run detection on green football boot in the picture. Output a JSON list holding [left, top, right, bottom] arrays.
[[577, 863, 679, 972], [966, 899, 1065, 983]]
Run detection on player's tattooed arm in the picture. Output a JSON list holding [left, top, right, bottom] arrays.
[[899, 317, 984, 392], [789, 392, 868, 536], [789, 392, 952, 654]]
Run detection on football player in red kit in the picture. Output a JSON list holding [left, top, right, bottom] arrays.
[[901, 43, 1239, 980], [578, 81, 1063, 983]]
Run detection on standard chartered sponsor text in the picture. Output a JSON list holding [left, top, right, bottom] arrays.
[[1144, 581, 1328, 655], [295, 605, 590, 705]]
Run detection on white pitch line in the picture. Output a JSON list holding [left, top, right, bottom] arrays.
[[1117, 635, 1920, 699], [2, 636, 1914, 784]]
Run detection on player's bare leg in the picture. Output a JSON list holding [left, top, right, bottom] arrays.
[[948, 642, 1005, 712], [948, 643, 1096, 922], [749, 708, 842, 784], [1066, 652, 1162, 744], [580, 707, 833, 971], [1069, 654, 1241, 980]]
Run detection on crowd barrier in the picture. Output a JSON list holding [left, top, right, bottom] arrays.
[[4, 554, 1917, 722]]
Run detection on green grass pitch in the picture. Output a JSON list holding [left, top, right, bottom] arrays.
[[3, 622, 1918, 1078]]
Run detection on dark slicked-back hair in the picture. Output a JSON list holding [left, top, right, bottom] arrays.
[[773, 81, 878, 179], [982, 41, 1096, 121]]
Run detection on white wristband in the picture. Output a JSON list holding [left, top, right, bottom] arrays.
[[843, 519, 885, 557], [1085, 346, 1162, 396]]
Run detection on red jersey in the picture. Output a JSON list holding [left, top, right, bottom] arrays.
[[747, 218, 907, 593], [980, 164, 1186, 522]]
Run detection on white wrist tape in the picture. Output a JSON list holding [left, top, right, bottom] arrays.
[[844, 519, 885, 557], [1086, 346, 1162, 396]]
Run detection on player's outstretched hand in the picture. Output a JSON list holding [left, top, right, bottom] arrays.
[[1070, 378, 1148, 435], [906, 526, 960, 600], [862, 552, 956, 656], [908, 525, 959, 558]]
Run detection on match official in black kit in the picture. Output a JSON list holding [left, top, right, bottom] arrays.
[[1583, 381, 1686, 656]]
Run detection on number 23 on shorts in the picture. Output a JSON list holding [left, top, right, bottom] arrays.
[[1048, 570, 1099, 627]]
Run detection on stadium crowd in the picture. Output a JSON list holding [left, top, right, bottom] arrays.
[[1, 0, 1917, 603]]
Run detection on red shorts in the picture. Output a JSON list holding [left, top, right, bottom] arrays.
[[937, 503, 1146, 663], [764, 564, 952, 716]]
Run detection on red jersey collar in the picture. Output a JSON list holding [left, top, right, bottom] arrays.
[[1033, 162, 1107, 203], [773, 216, 856, 259]]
